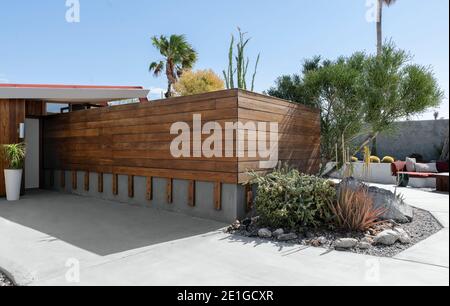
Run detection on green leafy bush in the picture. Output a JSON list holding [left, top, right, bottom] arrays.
[[381, 156, 395, 163], [248, 166, 336, 229]]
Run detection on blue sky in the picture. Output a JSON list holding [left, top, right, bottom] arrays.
[[0, 0, 448, 119]]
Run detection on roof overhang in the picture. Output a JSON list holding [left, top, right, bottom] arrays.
[[0, 84, 150, 103]]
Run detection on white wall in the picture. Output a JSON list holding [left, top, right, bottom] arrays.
[[327, 162, 436, 188]]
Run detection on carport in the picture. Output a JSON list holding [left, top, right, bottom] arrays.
[[1, 85, 321, 223], [0, 83, 150, 194]]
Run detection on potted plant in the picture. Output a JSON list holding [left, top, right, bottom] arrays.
[[2, 143, 26, 201]]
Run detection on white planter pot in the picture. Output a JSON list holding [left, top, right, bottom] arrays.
[[4, 169, 23, 201]]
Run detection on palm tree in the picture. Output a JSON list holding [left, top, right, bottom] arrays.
[[377, 0, 397, 56], [149, 35, 198, 98]]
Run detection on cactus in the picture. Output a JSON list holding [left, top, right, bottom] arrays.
[[223, 28, 260, 91], [370, 156, 381, 163], [381, 156, 395, 163]]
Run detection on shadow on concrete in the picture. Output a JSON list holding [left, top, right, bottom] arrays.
[[0, 190, 226, 256]]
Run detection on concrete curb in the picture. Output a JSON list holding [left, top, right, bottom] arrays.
[[0, 256, 35, 286]]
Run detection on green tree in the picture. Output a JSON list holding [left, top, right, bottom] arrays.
[[173, 69, 225, 96], [149, 35, 198, 98], [358, 42, 443, 151], [267, 53, 368, 165], [267, 43, 443, 171]]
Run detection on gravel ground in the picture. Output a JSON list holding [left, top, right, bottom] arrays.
[[228, 208, 443, 258], [0, 271, 14, 287]]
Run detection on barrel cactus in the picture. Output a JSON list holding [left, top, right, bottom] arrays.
[[369, 156, 381, 163], [381, 156, 395, 163]]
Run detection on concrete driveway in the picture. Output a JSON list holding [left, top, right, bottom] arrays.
[[0, 188, 448, 286]]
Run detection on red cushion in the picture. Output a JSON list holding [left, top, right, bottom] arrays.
[[391, 161, 406, 176], [397, 171, 436, 178], [436, 161, 449, 173]]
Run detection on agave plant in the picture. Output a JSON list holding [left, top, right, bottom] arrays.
[[2, 143, 26, 169], [330, 184, 386, 232]]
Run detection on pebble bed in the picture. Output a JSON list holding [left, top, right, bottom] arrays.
[[228, 208, 442, 258]]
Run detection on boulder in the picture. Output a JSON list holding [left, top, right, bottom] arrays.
[[394, 227, 412, 244], [338, 177, 413, 223], [278, 233, 298, 241], [374, 229, 400, 245], [334, 238, 358, 249], [272, 228, 284, 238], [258, 228, 272, 239], [357, 242, 372, 249]]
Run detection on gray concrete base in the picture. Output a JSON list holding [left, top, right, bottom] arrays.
[[44, 170, 247, 223]]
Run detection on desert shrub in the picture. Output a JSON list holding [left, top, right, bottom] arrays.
[[174, 69, 224, 96], [330, 184, 386, 231], [351, 156, 359, 162], [369, 156, 381, 163], [248, 166, 336, 229], [381, 156, 395, 163]]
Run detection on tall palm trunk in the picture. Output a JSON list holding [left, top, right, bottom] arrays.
[[372, 0, 383, 155], [165, 60, 177, 98], [376, 0, 383, 56]]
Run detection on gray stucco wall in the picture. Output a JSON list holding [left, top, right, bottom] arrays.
[[44, 170, 248, 224], [356, 120, 449, 161]]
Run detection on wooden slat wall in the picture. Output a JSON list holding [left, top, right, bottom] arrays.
[[237, 91, 321, 182], [42, 90, 321, 187], [25, 100, 46, 117], [43, 90, 239, 184], [0, 99, 26, 196]]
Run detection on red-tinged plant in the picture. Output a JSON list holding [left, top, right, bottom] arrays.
[[330, 184, 387, 231]]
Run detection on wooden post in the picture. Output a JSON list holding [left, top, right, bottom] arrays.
[[98, 172, 103, 193], [84, 171, 90, 191], [112, 174, 118, 195], [188, 180, 195, 207], [166, 178, 173, 204], [72, 171, 77, 190], [214, 182, 222, 211], [146, 176, 153, 201], [128, 175, 134, 198]]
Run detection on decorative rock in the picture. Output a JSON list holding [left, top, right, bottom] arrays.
[[278, 233, 298, 241], [338, 177, 414, 223], [357, 242, 372, 249], [231, 220, 240, 230], [374, 229, 400, 245], [272, 228, 284, 238], [334, 238, 358, 249], [394, 227, 411, 244], [258, 228, 272, 239], [361, 236, 374, 245], [317, 236, 328, 245]]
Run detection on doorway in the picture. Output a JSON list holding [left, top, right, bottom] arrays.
[[25, 118, 40, 189]]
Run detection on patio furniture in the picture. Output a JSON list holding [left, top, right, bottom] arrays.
[[435, 173, 449, 193], [392, 160, 449, 189]]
